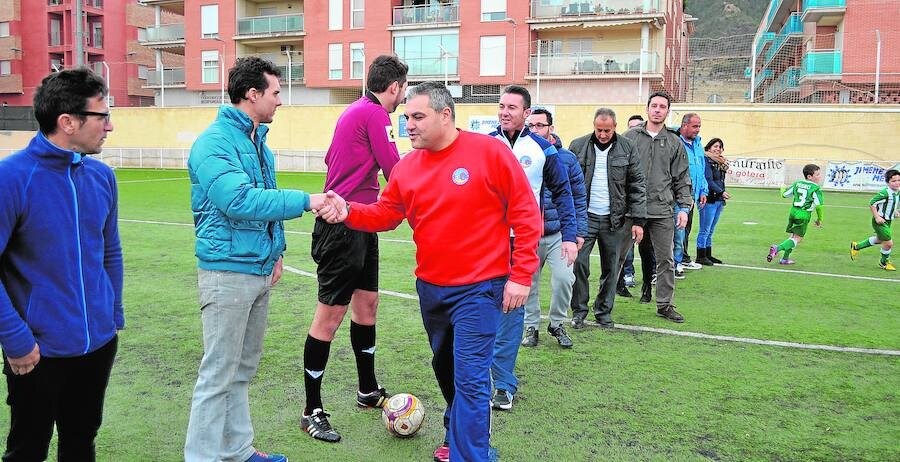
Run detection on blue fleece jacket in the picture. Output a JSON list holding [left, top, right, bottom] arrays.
[[189, 106, 311, 275], [0, 132, 123, 359]]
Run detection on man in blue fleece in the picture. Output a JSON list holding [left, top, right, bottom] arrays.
[[184, 57, 331, 462], [0, 68, 121, 461]]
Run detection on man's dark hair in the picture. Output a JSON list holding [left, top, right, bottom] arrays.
[[501, 85, 531, 109], [802, 163, 820, 178], [228, 56, 281, 104], [628, 114, 644, 123], [531, 107, 552, 125], [646, 91, 672, 107], [33, 68, 107, 135], [367, 55, 408, 93], [885, 169, 900, 182], [704, 138, 724, 151]]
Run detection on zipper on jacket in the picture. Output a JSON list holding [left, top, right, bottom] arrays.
[[68, 164, 91, 354]]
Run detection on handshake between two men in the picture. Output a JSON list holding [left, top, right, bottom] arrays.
[[310, 190, 350, 223]]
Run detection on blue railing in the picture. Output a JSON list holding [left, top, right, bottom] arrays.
[[764, 66, 800, 101], [764, 13, 802, 62], [801, 50, 842, 77], [803, 0, 846, 9]]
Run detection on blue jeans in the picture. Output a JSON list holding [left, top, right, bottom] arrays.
[[623, 247, 635, 278], [673, 209, 686, 264], [418, 277, 504, 462], [697, 201, 725, 248], [185, 269, 272, 462]]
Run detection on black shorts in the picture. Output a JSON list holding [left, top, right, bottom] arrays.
[[311, 218, 379, 306]]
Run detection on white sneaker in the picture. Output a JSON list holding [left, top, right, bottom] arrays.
[[682, 261, 703, 270], [624, 275, 635, 287]]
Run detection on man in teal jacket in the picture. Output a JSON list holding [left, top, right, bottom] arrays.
[[184, 57, 332, 462]]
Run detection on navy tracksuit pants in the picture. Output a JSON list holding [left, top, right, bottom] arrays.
[[417, 277, 505, 462]]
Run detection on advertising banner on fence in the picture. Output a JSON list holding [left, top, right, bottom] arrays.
[[726, 158, 786, 187], [468, 116, 499, 134], [824, 162, 900, 191]]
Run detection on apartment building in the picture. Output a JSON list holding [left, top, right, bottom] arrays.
[[0, 0, 161, 107], [137, 0, 692, 105], [752, 0, 900, 104]]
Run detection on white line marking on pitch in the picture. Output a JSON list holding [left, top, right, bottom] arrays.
[[282, 265, 898, 356], [122, 219, 900, 284]]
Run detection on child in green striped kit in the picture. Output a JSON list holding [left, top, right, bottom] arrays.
[[850, 169, 900, 271]]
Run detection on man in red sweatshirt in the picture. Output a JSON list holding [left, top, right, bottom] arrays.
[[321, 81, 541, 462]]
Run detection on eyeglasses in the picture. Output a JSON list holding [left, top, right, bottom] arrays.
[[526, 123, 550, 129], [74, 111, 111, 124]]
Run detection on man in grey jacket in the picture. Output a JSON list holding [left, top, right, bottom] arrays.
[[569, 108, 646, 328], [622, 92, 693, 323]]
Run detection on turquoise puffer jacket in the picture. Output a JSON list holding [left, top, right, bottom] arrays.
[[188, 106, 310, 276]]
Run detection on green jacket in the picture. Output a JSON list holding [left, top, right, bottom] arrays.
[[188, 106, 310, 276], [622, 122, 693, 218]]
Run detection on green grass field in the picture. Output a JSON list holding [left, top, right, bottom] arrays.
[[4, 168, 898, 461]]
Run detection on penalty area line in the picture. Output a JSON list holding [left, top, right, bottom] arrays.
[[282, 265, 899, 356]]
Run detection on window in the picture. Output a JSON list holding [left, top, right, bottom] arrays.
[[0, 61, 10, 76], [202, 50, 219, 83], [351, 0, 365, 28], [480, 36, 505, 76], [91, 22, 103, 48], [258, 7, 278, 16], [567, 38, 592, 54], [539, 39, 563, 56], [138, 65, 149, 79], [350, 42, 364, 79], [329, 0, 342, 31], [329, 43, 343, 80], [49, 17, 62, 46], [481, 0, 506, 21], [0, 22, 9, 37], [394, 33, 458, 76], [201, 5, 219, 38]]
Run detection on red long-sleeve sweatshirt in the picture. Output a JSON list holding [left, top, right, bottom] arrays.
[[345, 130, 541, 287]]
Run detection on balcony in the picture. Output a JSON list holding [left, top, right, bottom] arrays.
[[528, 51, 659, 77], [276, 64, 304, 82], [237, 14, 304, 37], [763, 66, 800, 102], [530, 0, 661, 18], [136, 0, 184, 15], [802, 0, 845, 23], [140, 24, 185, 45], [755, 32, 774, 56], [145, 68, 186, 87], [800, 50, 841, 79], [392, 3, 459, 26], [764, 12, 802, 64], [754, 68, 774, 88]]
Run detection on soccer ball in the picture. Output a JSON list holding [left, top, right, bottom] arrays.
[[382, 393, 425, 437]]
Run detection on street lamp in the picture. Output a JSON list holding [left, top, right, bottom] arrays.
[[101, 60, 111, 106], [213, 37, 226, 104], [284, 48, 293, 105], [505, 18, 517, 83]]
